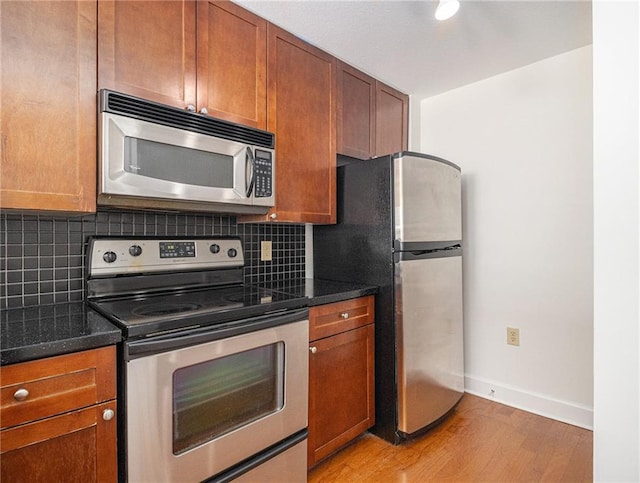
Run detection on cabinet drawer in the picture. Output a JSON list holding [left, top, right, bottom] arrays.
[[0, 346, 116, 429], [309, 295, 374, 341]]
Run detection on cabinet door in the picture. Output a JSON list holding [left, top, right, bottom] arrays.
[[197, 1, 267, 129], [375, 81, 409, 157], [255, 24, 336, 224], [337, 61, 376, 160], [98, 0, 196, 109], [0, 402, 117, 483], [308, 324, 375, 468], [0, 2, 96, 213]]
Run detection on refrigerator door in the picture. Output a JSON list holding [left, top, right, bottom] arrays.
[[395, 254, 464, 435], [394, 153, 462, 243]]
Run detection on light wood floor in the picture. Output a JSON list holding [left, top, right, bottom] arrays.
[[307, 394, 592, 482]]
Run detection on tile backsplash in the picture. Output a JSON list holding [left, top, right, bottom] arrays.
[[1, 210, 305, 309]]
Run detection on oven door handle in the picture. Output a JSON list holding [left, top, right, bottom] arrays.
[[124, 308, 309, 360]]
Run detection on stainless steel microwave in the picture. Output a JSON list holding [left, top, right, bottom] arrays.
[[98, 90, 275, 214]]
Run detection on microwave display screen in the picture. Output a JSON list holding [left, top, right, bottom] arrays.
[[125, 138, 233, 188]]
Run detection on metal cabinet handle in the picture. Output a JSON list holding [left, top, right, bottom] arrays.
[[200, 107, 209, 115], [102, 408, 115, 421], [341, 312, 349, 319], [309, 346, 317, 354], [269, 213, 277, 220], [186, 104, 196, 112], [13, 388, 29, 401]]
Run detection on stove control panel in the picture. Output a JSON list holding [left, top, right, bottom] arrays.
[[88, 237, 244, 277]]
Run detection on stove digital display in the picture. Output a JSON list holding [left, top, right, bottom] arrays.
[[159, 241, 196, 258]]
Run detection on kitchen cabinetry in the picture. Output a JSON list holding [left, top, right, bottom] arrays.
[[98, 0, 197, 110], [375, 81, 409, 157], [0, 1, 97, 213], [242, 24, 337, 224], [336, 61, 409, 160], [197, 1, 267, 129], [98, 0, 267, 129], [337, 61, 376, 160], [0, 346, 117, 482], [308, 296, 375, 468]]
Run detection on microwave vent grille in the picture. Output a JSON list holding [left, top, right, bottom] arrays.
[[102, 90, 274, 149]]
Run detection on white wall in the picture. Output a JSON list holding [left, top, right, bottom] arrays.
[[420, 46, 594, 428], [593, 1, 640, 481]]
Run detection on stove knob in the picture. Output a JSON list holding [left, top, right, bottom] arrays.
[[210, 244, 220, 254], [227, 248, 238, 258], [103, 251, 117, 263], [129, 245, 142, 257]]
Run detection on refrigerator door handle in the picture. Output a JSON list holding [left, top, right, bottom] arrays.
[[395, 244, 462, 263], [410, 244, 461, 256]]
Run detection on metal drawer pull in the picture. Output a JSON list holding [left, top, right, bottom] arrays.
[[309, 346, 317, 354], [13, 388, 29, 401], [341, 312, 349, 319], [102, 408, 115, 421]]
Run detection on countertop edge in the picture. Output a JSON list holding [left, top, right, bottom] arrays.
[[1, 330, 122, 366], [307, 284, 378, 306]]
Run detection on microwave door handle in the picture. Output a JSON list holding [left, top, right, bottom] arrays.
[[245, 147, 255, 197]]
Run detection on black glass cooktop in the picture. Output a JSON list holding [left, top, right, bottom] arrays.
[[88, 284, 308, 339]]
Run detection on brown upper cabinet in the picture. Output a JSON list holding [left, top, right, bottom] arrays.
[[0, 2, 97, 213], [98, 0, 267, 129], [197, 1, 267, 129], [241, 23, 337, 224], [98, 0, 197, 111], [337, 61, 376, 160], [375, 80, 409, 157], [337, 62, 409, 160]]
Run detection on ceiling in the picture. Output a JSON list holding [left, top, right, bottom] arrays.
[[235, 0, 593, 99]]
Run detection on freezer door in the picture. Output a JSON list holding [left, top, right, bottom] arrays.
[[395, 255, 464, 435], [394, 154, 462, 243]]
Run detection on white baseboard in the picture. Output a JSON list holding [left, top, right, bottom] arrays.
[[464, 374, 593, 430]]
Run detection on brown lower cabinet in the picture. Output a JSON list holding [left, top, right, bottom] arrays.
[[308, 296, 375, 468], [0, 346, 117, 482]]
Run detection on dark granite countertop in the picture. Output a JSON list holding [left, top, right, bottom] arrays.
[[1, 279, 376, 365], [1, 302, 122, 366], [262, 278, 378, 306]]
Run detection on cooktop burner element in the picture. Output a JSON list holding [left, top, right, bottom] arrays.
[[132, 303, 204, 317], [85, 237, 309, 339]]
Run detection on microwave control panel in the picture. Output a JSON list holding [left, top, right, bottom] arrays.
[[254, 150, 273, 198]]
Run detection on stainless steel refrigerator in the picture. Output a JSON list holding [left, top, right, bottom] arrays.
[[314, 151, 464, 444]]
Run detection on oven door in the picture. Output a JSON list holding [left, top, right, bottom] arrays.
[[124, 313, 308, 483]]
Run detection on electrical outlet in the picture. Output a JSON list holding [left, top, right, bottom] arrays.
[[507, 327, 520, 346], [260, 241, 272, 262]]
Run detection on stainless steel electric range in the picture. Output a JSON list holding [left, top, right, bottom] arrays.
[[85, 237, 309, 483]]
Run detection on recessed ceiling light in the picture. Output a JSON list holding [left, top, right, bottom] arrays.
[[435, 0, 460, 21]]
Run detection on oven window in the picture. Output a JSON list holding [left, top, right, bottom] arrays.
[[172, 342, 284, 455], [125, 137, 234, 188]]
